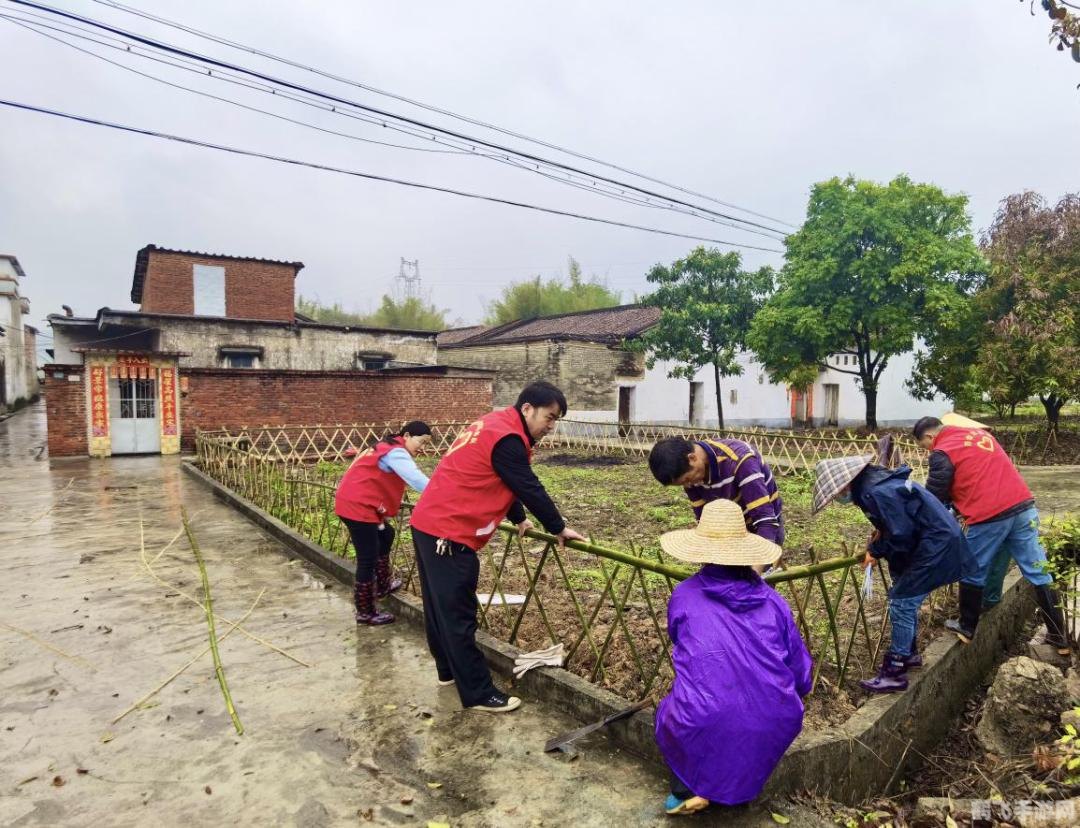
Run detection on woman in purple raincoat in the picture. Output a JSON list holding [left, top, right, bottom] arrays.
[[655, 499, 813, 815]]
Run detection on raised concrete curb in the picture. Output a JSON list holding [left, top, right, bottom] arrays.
[[183, 460, 1036, 802], [764, 569, 1034, 802]]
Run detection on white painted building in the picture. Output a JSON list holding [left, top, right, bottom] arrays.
[[0, 254, 41, 412], [612, 347, 946, 429]]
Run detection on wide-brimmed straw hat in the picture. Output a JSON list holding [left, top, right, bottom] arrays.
[[940, 411, 988, 429], [811, 455, 874, 514], [659, 500, 781, 566]]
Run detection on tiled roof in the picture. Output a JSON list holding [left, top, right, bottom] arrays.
[[436, 326, 489, 346], [439, 305, 660, 348], [131, 244, 304, 303]]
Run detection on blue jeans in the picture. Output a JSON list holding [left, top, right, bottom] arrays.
[[888, 593, 928, 658], [961, 507, 1052, 589]]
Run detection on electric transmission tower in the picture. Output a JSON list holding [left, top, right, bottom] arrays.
[[396, 258, 422, 301]]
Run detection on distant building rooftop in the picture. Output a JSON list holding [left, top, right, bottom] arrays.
[[438, 304, 660, 348]]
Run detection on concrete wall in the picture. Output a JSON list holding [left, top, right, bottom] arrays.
[[0, 258, 40, 410], [155, 317, 437, 371], [140, 249, 299, 323], [440, 340, 646, 411], [51, 315, 438, 371]]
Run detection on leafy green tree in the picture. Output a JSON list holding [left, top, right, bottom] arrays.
[[366, 295, 447, 331], [976, 191, 1080, 429], [484, 257, 620, 324], [634, 247, 773, 429], [748, 175, 984, 430], [906, 286, 987, 411], [296, 293, 447, 331], [295, 295, 368, 325]]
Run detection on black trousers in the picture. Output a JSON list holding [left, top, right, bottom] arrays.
[[411, 527, 498, 707], [341, 518, 394, 583]]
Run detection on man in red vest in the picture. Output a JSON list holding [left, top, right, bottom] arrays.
[[914, 416, 1069, 654], [410, 381, 585, 713]]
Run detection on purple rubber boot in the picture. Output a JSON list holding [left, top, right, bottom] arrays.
[[354, 580, 395, 626], [902, 652, 923, 671], [859, 653, 909, 694], [375, 555, 403, 598]]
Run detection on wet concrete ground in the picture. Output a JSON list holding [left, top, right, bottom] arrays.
[[1018, 466, 1080, 516], [0, 402, 826, 827]]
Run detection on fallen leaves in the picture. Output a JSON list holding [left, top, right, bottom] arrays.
[[770, 814, 790, 825]]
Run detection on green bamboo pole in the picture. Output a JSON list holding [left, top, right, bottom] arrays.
[[181, 508, 244, 736], [764, 554, 862, 584]]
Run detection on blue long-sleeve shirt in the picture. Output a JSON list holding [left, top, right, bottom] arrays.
[[378, 447, 429, 492]]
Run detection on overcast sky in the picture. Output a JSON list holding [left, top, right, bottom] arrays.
[[3, 0, 1079, 350]]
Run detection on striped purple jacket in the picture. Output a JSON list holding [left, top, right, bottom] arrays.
[[683, 439, 784, 545]]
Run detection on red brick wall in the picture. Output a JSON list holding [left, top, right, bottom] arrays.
[[44, 365, 87, 457], [141, 250, 298, 322], [178, 369, 492, 449]]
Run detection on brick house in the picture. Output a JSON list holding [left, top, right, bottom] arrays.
[[45, 245, 492, 457], [0, 254, 40, 412]]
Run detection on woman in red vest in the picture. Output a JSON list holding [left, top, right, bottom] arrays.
[[335, 421, 432, 625]]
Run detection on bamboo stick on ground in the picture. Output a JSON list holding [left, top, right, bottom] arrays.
[[0, 621, 96, 671], [137, 517, 310, 667], [26, 477, 75, 526], [182, 507, 244, 736], [112, 587, 265, 725]]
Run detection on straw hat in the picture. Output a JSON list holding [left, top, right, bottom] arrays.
[[659, 500, 781, 566], [940, 411, 988, 429], [811, 455, 874, 514]]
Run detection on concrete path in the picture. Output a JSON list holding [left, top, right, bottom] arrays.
[[0, 402, 824, 827]]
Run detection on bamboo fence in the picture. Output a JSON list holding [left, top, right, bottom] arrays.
[[194, 430, 964, 701]]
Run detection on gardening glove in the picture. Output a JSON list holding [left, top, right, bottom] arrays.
[[513, 643, 565, 678]]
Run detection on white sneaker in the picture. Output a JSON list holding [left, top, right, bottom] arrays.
[[436, 677, 455, 687]]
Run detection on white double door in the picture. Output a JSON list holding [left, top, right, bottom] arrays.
[[109, 377, 161, 454]]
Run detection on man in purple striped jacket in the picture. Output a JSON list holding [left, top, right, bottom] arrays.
[[648, 437, 785, 549]]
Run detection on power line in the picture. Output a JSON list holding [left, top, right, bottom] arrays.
[[0, 9, 787, 241], [8, 0, 793, 240], [0, 12, 471, 155], [0, 98, 786, 254], [88, 0, 800, 229]]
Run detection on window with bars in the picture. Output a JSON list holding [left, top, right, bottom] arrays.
[[118, 378, 157, 419]]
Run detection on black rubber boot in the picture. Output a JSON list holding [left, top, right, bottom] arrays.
[[1034, 585, 1071, 655], [945, 583, 984, 644]]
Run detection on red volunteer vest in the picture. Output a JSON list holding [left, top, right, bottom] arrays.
[[932, 426, 1032, 525], [334, 438, 409, 524], [409, 407, 533, 550]]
